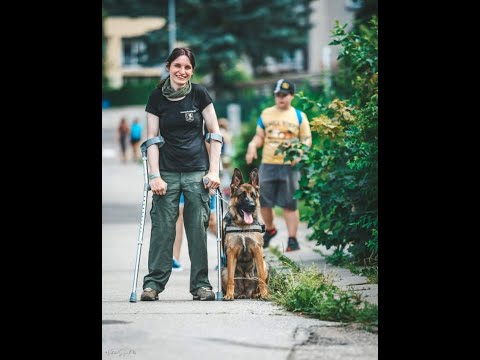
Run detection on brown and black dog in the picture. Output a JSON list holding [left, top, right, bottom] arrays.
[[221, 168, 269, 300]]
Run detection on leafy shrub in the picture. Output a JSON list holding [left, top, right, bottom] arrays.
[[280, 18, 378, 265]]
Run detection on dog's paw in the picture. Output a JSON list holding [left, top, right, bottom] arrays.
[[257, 290, 269, 300], [223, 293, 235, 301]]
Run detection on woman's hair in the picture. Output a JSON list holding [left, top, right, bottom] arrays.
[[166, 47, 196, 69]]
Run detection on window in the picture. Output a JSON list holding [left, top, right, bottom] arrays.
[[122, 37, 148, 66]]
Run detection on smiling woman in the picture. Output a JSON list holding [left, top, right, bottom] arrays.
[[139, 47, 224, 302]]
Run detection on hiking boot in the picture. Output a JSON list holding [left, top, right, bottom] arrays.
[[140, 288, 159, 301], [172, 257, 183, 271], [286, 237, 300, 251], [263, 228, 278, 248], [193, 287, 215, 301]]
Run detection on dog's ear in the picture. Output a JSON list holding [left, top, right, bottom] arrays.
[[248, 168, 259, 190], [231, 168, 244, 193]]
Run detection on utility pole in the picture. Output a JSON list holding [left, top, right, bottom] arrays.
[[168, 0, 176, 54]]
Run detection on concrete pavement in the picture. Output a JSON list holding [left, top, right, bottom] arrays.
[[102, 106, 377, 359]]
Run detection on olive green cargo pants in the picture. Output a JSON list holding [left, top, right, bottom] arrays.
[[142, 171, 212, 295]]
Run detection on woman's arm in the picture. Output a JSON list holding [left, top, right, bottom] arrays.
[[202, 103, 221, 189], [146, 112, 168, 196]]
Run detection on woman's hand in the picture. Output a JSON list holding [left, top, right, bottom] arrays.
[[150, 177, 168, 196], [203, 172, 220, 192]]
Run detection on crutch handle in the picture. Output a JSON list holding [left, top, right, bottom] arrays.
[[202, 177, 216, 195]]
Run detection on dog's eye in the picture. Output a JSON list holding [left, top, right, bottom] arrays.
[[251, 193, 256, 199]]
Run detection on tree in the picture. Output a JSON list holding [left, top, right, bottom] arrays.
[[102, 0, 313, 95]]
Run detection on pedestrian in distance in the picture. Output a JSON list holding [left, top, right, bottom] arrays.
[[117, 117, 130, 163], [141, 47, 222, 301], [130, 117, 143, 162], [245, 79, 312, 252]]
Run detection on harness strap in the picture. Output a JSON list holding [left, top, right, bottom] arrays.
[[224, 224, 265, 234]]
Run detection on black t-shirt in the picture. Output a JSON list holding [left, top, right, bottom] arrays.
[[145, 83, 212, 172]]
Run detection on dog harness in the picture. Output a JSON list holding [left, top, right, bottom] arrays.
[[222, 212, 265, 234], [224, 224, 265, 233]]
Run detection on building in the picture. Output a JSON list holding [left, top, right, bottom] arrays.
[[103, 17, 166, 89], [309, 0, 360, 74]]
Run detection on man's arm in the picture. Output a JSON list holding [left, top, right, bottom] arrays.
[[246, 126, 265, 165]]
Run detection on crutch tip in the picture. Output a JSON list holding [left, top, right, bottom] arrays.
[[129, 292, 137, 303], [216, 292, 223, 301]]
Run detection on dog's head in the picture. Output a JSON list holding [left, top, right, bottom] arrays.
[[229, 168, 260, 225]]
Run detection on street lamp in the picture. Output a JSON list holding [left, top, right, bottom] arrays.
[[168, 0, 176, 54]]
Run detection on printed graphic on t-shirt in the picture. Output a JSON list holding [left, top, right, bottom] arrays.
[[266, 120, 298, 141], [180, 110, 197, 122]]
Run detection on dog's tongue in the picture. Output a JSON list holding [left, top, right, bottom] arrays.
[[243, 211, 253, 224]]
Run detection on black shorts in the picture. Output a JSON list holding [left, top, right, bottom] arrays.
[[258, 164, 300, 210]]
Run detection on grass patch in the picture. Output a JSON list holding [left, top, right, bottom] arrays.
[[269, 246, 377, 332]]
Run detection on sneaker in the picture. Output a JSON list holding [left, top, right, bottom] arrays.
[[172, 257, 183, 271], [193, 287, 215, 301], [286, 237, 300, 252], [263, 228, 278, 248], [140, 288, 158, 301]]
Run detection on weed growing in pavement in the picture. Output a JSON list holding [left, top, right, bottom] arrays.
[[268, 246, 377, 332]]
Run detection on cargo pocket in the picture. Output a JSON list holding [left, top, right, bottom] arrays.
[[200, 190, 211, 229]]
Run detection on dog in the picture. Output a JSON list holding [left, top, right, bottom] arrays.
[[221, 168, 269, 300]]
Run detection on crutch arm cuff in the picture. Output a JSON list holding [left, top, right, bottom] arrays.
[[205, 133, 223, 144], [140, 136, 165, 152]]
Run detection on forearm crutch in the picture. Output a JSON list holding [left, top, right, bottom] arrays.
[[204, 132, 225, 301], [215, 186, 224, 301], [203, 176, 224, 301], [129, 136, 164, 303]]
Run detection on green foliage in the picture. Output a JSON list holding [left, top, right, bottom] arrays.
[[353, 0, 378, 30], [269, 247, 377, 329], [280, 18, 378, 265]]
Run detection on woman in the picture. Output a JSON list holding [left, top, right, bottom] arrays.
[[117, 117, 130, 163], [141, 47, 222, 301]]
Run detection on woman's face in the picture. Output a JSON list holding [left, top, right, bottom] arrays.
[[167, 55, 193, 89]]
